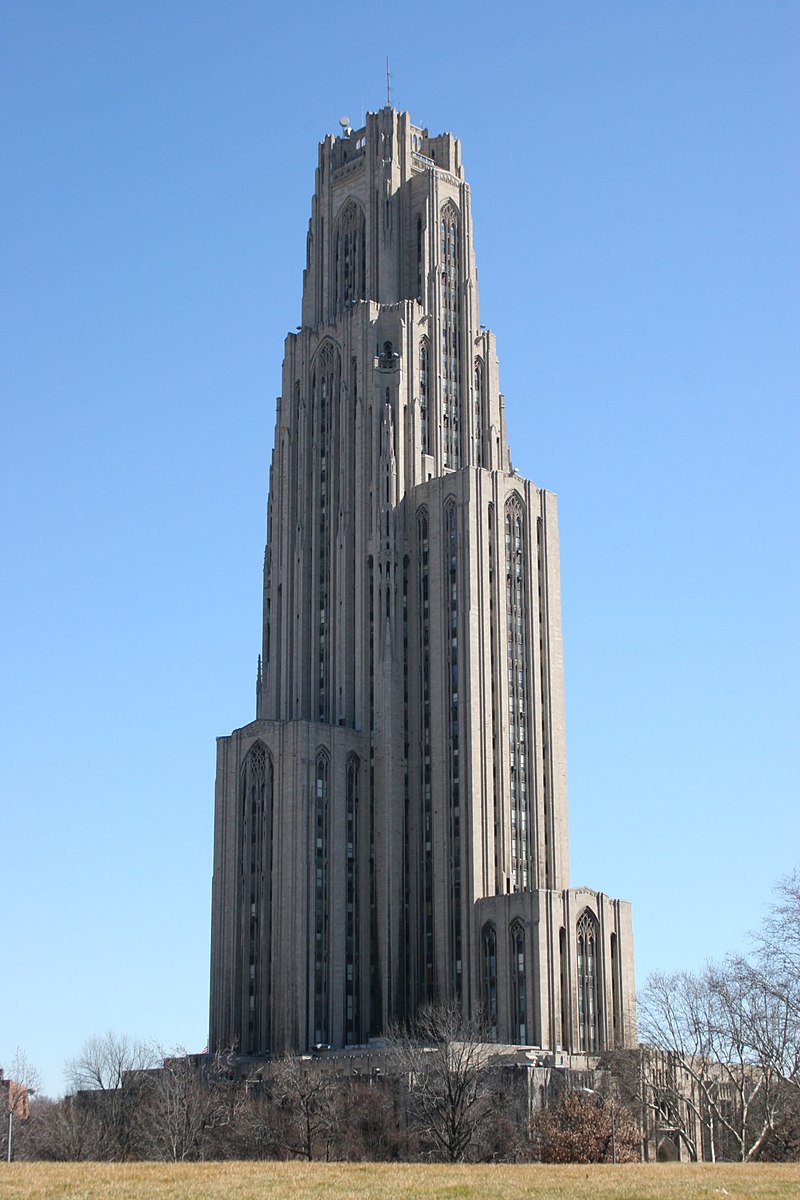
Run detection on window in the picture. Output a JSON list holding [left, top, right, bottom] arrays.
[[313, 342, 341, 722], [419, 338, 430, 455], [334, 199, 366, 311], [446, 501, 462, 999], [482, 924, 498, 1039], [314, 752, 330, 1044], [577, 910, 600, 1053], [345, 754, 359, 1043], [418, 510, 434, 999], [440, 203, 461, 468], [473, 359, 483, 466], [505, 497, 529, 890], [510, 920, 527, 1044], [239, 743, 272, 1054]]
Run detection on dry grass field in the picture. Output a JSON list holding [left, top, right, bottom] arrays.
[[2, 1162, 800, 1200]]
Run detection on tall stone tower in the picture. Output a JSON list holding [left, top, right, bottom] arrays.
[[209, 107, 636, 1058]]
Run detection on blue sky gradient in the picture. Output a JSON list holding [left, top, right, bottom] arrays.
[[1, 1, 797, 1097]]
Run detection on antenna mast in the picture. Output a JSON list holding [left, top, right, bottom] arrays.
[[386, 57, 391, 106]]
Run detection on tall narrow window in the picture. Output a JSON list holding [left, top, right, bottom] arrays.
[[559, 925, 568, 1048], [577, 910, 600, 1053], [505, 497, 529, 889], [402, 556, 412, 1012], [445, 501, 461, 998], [367, 559, 380, 1034], [419, 338, 430, 456], [611, 931, 620, 1047], [334, 199, 366, 312], [510, 920, 527, 1044], [345, 754, 359, 1043], [440, 203, 461, 468], [418, 510, 433, 999], [473, 359, 483, 467], [314, 342, 340, 723], [240, 743, 272, 1055], [314, 752, 329, 1044], [537, 514, 552, 886], [482, 923, 498, 1040]]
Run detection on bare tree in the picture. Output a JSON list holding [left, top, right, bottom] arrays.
[[66, 1031, 158, 1160], [386, 1001, 498, 1163], [262, 1056, 340, 1161], [639, 963, 792, 1161], [747, 871, 800, 1094], [136, 1048, 241, 1162], [1, 1048, 41, 1162], [638, 970, 724, 1160], [19, 1094, 103, 1162], [705, 959, 791, 1160], [534, 1089, 640, 1163], [757, 872, 800, 982], [330, 1079, 405, 1161]]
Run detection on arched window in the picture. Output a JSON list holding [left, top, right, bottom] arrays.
[[440, 202, 461, 468], [510, 920, 527, 1044], [312, 342, 341, 723], [481, 923, 498, 1040], [473, 358, 483, 467], [313, 751, 330, 1044], [576, 910, 600, 1053], [334, 199, 366, 311], [505, 496, 529, 890], [419, 338, 430, 456]]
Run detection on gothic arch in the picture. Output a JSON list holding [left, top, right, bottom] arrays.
[[505, 489, 525, 517], [440, 200, 460, 245], [312, 337, 342, 378], [240, 742, 273, 826]]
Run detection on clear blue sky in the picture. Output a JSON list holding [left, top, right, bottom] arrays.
[[1, 2, 797, 1098]]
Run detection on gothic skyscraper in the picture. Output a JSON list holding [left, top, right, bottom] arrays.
[[209, 107, 636, 1058]]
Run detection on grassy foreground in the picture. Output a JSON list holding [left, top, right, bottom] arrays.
[[2, 1162, 800, 1200]]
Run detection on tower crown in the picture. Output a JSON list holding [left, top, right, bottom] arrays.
[[302, 108, 468, 326]]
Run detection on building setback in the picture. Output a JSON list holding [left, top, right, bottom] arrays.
[[209, 106, 636, 1058]]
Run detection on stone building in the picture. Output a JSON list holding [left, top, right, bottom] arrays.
[[209, 106, 636, 1059]]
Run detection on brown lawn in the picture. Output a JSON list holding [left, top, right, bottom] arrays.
[[2, 1161, 800, 1200]]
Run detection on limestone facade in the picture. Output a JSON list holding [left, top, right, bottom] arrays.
[[209, 106, 636, 1058]]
